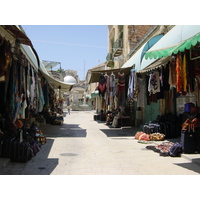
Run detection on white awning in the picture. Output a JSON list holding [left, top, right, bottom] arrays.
[[20, 44, 73, 92], [39, 68, 74, 91], [21, 44, 39, 70], [121, 43, 146, 70], [121, 34, 163, 70]]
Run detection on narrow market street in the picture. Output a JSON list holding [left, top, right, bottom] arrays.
[[0, 110, 200, 175]]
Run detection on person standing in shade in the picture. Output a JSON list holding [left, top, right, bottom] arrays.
[[67, 105, 70, 115]]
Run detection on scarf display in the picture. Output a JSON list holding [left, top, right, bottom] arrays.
[[176, 54, 181, 93], [117, 71, 125, 108], [98, 75, 106, 97]]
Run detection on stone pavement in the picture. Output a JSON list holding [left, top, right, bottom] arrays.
[[0, 110, 200, 175]]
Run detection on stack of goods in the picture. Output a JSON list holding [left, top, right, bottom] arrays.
[[135, 131, 149, 141], [135, 131, 165, 141], [0, 118, 47, 162], [35, 114, 46, 124], [146, 142, 182, 157], [181, 116, 200, 154], [143, 123, 161, 134], [35, 129, 47, 145], [149, 133, 165, 141], [156, 114, 179, 138]]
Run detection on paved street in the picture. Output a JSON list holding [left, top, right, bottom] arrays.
[[1, 111, 200, 175]]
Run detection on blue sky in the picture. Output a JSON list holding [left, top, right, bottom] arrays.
[[22, 25, 108, 80]]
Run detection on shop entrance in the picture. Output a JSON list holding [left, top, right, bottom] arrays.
[[145, 101, 160, 123]]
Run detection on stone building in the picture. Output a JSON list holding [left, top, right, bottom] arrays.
[[106, 25, 174, 70]]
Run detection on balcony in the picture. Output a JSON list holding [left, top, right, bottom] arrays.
[[106, 53, 114, 67], [113, 37, 123, 57]]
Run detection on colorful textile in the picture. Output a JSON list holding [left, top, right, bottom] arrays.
[[117, 72, 125, 108], [176, 54, 182, 93], [148, 71, 160, 95], [169, 58, 176, 87], [127, 70, 134, 99], [98, 75, 106, 97], [182, 54, 187, 93], [109, 73, 115, 97]]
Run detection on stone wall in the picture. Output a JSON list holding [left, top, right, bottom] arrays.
[[128, 25, 154, 50]]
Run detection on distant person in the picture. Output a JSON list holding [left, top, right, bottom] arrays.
[[67, 105, 70, 115]]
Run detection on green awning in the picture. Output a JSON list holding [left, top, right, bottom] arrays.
[[145, 32, 200, 59], [91, 91, 99, 98]]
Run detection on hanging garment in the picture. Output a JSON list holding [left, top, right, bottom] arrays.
[[38, 80, 45, 112], [176, 54, 182, 93], [194, 77, 200, 107], [163, 64, 170, 91], [169, 58, 176, 87], [117, 71, 125, 108], [104, 74, 110, 105], [127, 70, 134, 99], [137, 77, 145, 107], [133, 72, 139, 100], [0, 41, 12, 79], [148, 70, 160, 95], [117, 71, 125, 94], [20, 99, 27, 119], [98, 75, 106, 97], [30, 67, 35, 104], [110, 73, 116, 97], [182, 54, 187, 94]]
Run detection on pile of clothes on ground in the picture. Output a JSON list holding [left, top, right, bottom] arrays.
[[135, 131, 183, 157], [146, 142, 182, 157]]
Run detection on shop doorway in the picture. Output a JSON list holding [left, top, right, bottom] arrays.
[[145, 100, 160, 123]]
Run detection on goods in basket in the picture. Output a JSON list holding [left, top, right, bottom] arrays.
[[36, 130, 47, 145], [138, 133, 150, 141], [135, 131, 145, 139], [149, 132, 165, 141]]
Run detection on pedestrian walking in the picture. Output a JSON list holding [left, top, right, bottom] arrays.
[[67, 105, 70, 115]]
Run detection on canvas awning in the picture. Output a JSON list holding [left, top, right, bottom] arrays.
[[121, 34, 163, 70], [145, 25, 200, 59], [38, 60, 74, 92], [3, 25, 33, 47], [21, 44, 73, 92], [39, 68, 74, 91], [89, 66, 133, 83]]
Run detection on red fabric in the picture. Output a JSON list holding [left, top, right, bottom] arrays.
[[176, 54, 181, 93]]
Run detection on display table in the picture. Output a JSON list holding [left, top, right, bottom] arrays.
[[112, 115, 131, 128]]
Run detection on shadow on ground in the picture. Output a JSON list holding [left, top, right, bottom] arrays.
[[100, 126, 141, 137], [174, 158, 200, 174], [0, 139, 58, 175], [40, 123, 87, 138]]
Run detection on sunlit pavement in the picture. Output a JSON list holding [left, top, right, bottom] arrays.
[[1, 110, 200, 175]]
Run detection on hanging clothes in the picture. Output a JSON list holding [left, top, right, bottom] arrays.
[[137, 76, 145, 107], [182, 54, 187, 94], [133, 72, 139, 100], [128, 69, 139, 100], [176, 54, 182, 93], [104, 73, 110, 105], [109, 73, 115, 109], [30, 66, 35, 104], [127, 70, 134, 99], [117, 71, 125, 108], [148, 70, 160, 95], [194, 77, 200, 107], [109, 73, 116, 97], [169, 57, 176, 87], [117, 71, 125, 93], [98, 75, 106, 97], [38, 79, 45, 112]]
